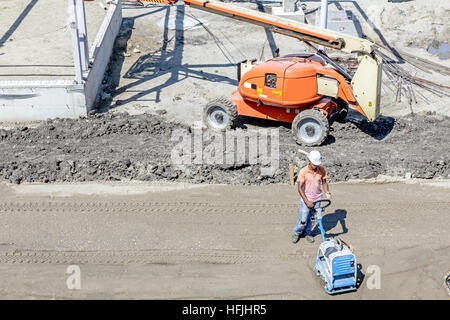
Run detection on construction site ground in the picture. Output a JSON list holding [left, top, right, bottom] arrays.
[[0, 180, 449, 299], [103, 0, 450, 120], [0, 0, 449, 300], [0, 0, 107, 81]]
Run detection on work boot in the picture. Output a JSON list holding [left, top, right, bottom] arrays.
[[306, 235, 315, 243], [291, 233, 301, 244]]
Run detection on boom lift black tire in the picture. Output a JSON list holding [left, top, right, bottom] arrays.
[[292, 109, 330, 146], [203, 98, 238, 131]]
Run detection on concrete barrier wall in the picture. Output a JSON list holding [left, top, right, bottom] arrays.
[[0, 80, 86, 122], [0, 0, 122, 122], [85, 0, 122, 110]]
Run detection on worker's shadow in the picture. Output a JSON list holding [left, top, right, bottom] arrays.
[[310, 209, 348, 238]]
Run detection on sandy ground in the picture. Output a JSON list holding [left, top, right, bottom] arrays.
[[0, 1, 448, 301], [100, 0, 450, 123], [0, 0, 108, 80], [0, 180, 448, 299]]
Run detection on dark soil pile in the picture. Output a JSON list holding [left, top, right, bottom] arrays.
[[0, 111, 448, 184]]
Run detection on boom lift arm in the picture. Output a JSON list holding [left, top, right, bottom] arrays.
[[125, 0, 382, 121]]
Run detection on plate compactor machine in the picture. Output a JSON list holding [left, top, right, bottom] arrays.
[[128, 0, 383, 146], [311, 200, 357, 294]]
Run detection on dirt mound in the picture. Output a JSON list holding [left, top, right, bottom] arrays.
[[0, 111, 448, 184]]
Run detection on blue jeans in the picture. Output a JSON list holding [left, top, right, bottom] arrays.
[[293, 201, 322, 236]]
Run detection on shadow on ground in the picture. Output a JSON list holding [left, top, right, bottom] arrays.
[[97, 4, 240, 111], [345, 109, 395, 140], [311, 209, 348, 238]]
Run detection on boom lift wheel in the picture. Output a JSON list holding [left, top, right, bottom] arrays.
[[203, 98, 238, 131], [292, 109, 330, 146]]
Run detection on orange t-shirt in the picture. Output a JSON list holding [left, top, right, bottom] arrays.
[[297, 165, 327, 202]]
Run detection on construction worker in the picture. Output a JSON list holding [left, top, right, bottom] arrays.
[[292, 150, 331, 244]]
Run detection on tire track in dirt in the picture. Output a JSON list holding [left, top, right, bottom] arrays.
[[0, 200, 447, 214], [0, 249, 307, 265]]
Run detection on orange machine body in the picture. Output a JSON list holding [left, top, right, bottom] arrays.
[[231, 56, 365, 123]]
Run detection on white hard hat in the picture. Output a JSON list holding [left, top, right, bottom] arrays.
[[308, 150, 322, 165]]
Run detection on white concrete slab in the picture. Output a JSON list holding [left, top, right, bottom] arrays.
[[315, 8, 362, 38], [271, 5, 305, 23], [0, 0, 107, 81], [0, 0, 122, 122]]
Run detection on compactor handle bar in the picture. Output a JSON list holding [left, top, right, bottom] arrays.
[[313, 199, 331, 210]]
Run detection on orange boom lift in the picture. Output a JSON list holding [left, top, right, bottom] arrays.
[[121, 0, 382, 145]]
